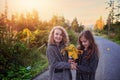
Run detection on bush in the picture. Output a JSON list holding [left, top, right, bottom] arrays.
[[0, 26, 48, 80]]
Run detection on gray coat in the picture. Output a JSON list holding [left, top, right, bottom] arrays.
[[76, 50, 99, 80], [46, 44, 72, 80]]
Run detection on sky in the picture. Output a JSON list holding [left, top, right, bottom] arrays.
[[0, 0, 109, 26]]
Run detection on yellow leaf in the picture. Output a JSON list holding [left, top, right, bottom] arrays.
[[61, 44, 83, 60]]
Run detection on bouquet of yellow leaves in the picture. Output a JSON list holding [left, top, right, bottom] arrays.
[[61, 44, 83, 60]]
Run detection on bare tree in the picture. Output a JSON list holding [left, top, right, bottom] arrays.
[[106, 0, 115, 35]]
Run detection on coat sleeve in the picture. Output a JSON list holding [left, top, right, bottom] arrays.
[[77, 54, 99, 73], [46, 46, 71, 69]]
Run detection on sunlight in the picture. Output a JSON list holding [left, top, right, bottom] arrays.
[[15, 0, 53, 12], [7, 0, 54, 21], [18, 0, 39, 11]]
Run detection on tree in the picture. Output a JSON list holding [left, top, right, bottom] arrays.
[[115, 0, 120, 22], [78, 24, 84, 32], [71, 17, 79, 32], [0, 13, 6, 25], [106, 0, 115, 35], [17, 28, 35, 47], [31, 9, 40, 27], [19, 13, 25, 26], [49, 15, 59, 27], [57, 16, 66, 27], [94, 16, 104, 31]]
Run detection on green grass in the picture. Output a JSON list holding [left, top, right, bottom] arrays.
[[31, 59, 48, 78], [110, 38, 120, 44], [95, 32, 120, 45]]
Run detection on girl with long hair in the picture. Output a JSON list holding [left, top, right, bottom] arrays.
[[76, 30, 99, 80]]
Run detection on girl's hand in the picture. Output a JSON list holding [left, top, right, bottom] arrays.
[[68, 59, 74, 63], [70, 62, 77, 70]]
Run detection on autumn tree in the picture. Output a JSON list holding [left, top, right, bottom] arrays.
[[49, 15, 69, 29], [49, 15, 59, 27], [31, 9, 40, 28], [94, 16, 104, 31], [57, 16, 66, 27], [71, 17, 79, 32], [17, 28, 35, 47], [0, 13, 6, 25]]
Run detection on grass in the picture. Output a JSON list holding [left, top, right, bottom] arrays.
[[110, 38, 120, 44], [95, 32, 120, 45], [31, 58, 48, 79]]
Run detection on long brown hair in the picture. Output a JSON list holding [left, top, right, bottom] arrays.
[[78, 30, 99, 60], [48, 26, 69, 46]]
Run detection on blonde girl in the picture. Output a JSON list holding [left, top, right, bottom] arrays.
[[46, 26, 76, 80]]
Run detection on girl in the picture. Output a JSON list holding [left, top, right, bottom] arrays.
[[76, 30, 99, 80], [46, 26, 76, 80]]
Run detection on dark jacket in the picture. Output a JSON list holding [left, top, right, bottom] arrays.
[[76, 50, 99, 80], [46, 44, 72, 80]]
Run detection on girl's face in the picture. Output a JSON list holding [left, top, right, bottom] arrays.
[[53, 29, 63, 45], [80, 36, 90, 50]]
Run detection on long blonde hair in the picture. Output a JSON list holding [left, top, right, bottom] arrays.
[[48, 26, 69, 46]]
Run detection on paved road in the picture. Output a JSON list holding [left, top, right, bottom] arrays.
[[33, 36, 120, 80], [95, 36, 120, 80]]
